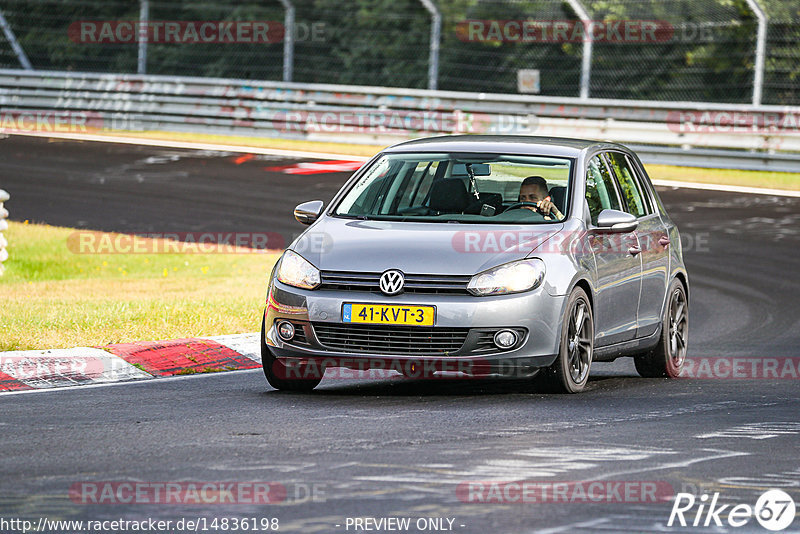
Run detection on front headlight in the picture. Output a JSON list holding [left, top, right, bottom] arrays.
[[467, 258, 545, 296], [276, 250, 321, 290]]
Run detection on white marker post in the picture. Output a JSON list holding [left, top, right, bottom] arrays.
[[0, 189, 9, 275]]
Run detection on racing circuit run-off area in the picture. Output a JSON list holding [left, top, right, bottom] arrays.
[[1, 0, 800, 533]]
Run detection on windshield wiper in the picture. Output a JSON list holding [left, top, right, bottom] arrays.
[[338, 214, 374, 220]]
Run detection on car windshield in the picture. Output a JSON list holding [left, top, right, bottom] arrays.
[[333, 152, 573, 224]]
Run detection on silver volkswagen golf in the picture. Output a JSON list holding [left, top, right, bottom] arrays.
[[261, 136, 689, 393]]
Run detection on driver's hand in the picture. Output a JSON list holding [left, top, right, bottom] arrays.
[[519, 198, 562, 220], [536, 198, 555, 215], [536, 198, 564, 220], [521, 200, 554, 215]]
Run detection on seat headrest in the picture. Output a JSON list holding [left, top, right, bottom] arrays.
[[466, 192, 503, 215], [429, 179, 470, 213], [548, 186, 567, 213]]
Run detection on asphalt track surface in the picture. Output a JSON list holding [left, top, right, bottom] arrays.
[[1, 135, 799, 533]]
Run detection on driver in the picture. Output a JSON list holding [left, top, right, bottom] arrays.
[[518, 176, 563, 221]]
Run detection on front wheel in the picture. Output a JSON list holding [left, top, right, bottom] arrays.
[[634, 279, 688, 378], [537, 287, 594, 393], [261, 317, 322, 392]]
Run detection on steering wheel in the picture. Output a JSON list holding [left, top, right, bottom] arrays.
[[505, 201, 542, 212]]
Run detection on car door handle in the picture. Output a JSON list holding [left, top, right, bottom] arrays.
[[628, 246, 642, 256], [659, 236, 670, 247]]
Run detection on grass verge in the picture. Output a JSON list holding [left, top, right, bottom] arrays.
[[645, 164, 800, 191], [0, 221, 278, 351]]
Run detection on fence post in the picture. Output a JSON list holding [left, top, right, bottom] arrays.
[[0, 189, 9, 275], [138, 0, 149, 74], [417, 0, 441, 91], [278, 0, 295, 82], [0, 9, 33, 70], [743, 0, 767, 106], [564, 0, 592, 100]]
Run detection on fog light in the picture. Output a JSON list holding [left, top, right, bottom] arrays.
[[277, 321, 295, 341], [494, 330, 518, 349]]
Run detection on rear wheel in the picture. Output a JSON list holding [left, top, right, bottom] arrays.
[[634, 279, 688, 378], [538, 287, 594, 393], [261, 317, 322, 392]]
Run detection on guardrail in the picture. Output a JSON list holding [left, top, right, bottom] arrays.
[[0, 189, 8, 275], [1, 69, 799, 172]]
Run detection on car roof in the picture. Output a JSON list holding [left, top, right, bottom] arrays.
[[382, 135, 628, 158]]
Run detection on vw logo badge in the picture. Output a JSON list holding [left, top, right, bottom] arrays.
[[379, 270, 405, 296]]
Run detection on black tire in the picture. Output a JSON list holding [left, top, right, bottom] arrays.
[[260, 317, 322, 392], [537, 287, 594, 393], [634, 279, 688, 378]]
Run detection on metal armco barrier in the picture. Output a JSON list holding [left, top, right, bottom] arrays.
[[0, 189, 8, 275], [1, 69, 799, 172]]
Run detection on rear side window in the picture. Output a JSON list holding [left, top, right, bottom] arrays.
[[585, 155, 622, 225], [605, 152, 651, 217]]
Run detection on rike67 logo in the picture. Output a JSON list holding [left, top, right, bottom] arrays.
[[668, 489, 795, 531]]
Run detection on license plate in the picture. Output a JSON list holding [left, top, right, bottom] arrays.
[[342, 303, 435, 326]]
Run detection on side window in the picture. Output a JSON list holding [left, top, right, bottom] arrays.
[[585, 155, 622, 225], [626, 154, 659, 214], [606, 152, 651, 217]]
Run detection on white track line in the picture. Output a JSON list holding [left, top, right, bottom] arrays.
[[10, 131, 799, 197], [9, 131, 371, 161], [651, 179, 800, 198]]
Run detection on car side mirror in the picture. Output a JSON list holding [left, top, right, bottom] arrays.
[[294, 200, 324, 225], [596, 209, 638, 233]]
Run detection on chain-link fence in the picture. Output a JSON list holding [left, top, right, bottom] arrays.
[[761, 0, 800, 105], [0, 0, 797, 105]]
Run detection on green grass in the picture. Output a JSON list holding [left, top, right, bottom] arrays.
[[646, 164, 800, 191], [0, 221, 279, 351]]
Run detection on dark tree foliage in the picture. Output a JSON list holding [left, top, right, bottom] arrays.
[[0, 0, 796, 104]]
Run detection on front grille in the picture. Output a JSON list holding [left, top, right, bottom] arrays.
[[277, 320, 310, 347], [289, 322, 309, 345], [473, 331, 499, 353], [312, 323, 470, 355], [319, 271, 471, 294]]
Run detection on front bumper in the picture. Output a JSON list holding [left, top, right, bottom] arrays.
[[264, 279, 567, 370]]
